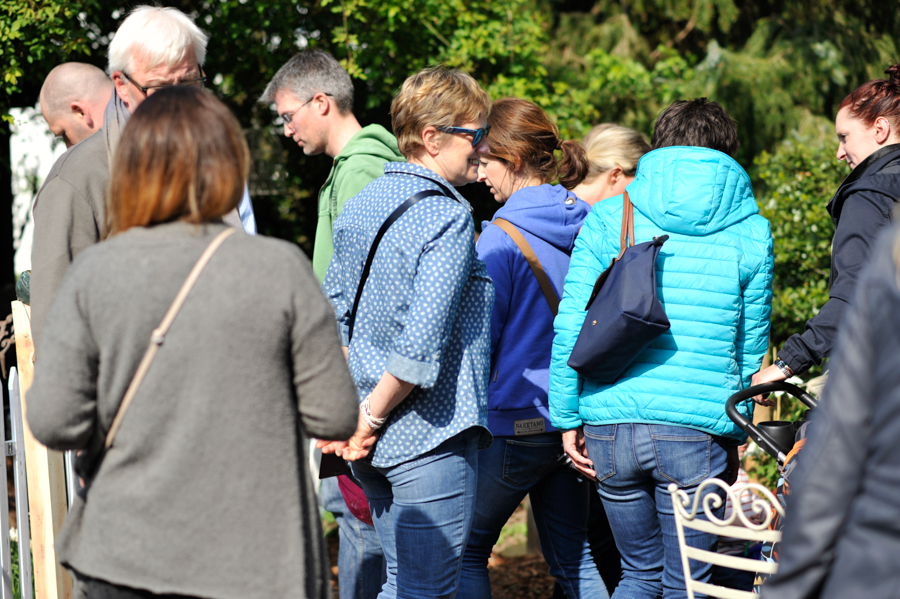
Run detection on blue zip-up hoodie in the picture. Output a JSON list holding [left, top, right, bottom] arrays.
[[549, 147, 774, 441], [476, 184, 590, 437]]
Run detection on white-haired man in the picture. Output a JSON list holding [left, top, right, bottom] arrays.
[[40, 63, 113, 148], [30, 6, 254, 350]]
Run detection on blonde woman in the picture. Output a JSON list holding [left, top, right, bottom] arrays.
[[571, 123, 650, 206], [320, 66, 494, 598]]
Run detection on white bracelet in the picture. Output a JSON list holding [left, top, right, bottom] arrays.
[[360, 395, 387, 430]]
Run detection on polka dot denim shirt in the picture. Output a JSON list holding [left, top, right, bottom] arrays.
[[324, 162, 494, 467]]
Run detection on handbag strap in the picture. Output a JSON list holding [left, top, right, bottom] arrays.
[[347, 188, 450, 342], [104, 227, 236, 449], [617, 191, 635, 259], [493, 218, 559, 316]]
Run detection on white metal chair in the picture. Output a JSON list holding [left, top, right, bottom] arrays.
[[668, 478, 784, 599]]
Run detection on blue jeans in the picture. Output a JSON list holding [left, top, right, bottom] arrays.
[[583, 423, 727, 599], [459, 433, 609, 598], [321, 476, 386, 599], [351, 429, 480, 599]]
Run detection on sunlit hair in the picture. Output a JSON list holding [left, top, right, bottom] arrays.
[[259, 50, 354, 114], [391, 66, 491, 158], [107, 87, 248, 235], [838, 64, 900, 130], [581, 123, 651, 178], [485, 98, 589, 190], [108, 6, 207, 74]]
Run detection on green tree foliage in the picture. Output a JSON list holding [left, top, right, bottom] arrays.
[[3, 0, 895, 354], [755, 139, 845, 349], [0, 0, 101, 119]]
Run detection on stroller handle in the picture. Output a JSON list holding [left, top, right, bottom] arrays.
[[726, 382, 819, 463]]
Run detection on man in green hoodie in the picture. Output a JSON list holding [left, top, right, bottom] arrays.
[[261, 50, 404, 281], [261, 50, 400, 599]]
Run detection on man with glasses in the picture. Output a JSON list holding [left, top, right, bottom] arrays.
[[260, 50, 402, 599], [260, 50, 403, 282], [31, 6, 254, 350]]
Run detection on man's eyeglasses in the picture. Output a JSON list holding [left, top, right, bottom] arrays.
[[279, 92, 334, 127], [121, 69, 207, 96], [437, 125, 491, 147]]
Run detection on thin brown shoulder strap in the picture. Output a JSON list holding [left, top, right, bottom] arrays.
[[617, 191, 635, 260], [493, 218, 559, 316], [104, 227, 236, 449]]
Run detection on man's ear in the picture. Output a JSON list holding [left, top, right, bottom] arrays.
[[111, 72, 133, 111], [421, 126, 441, 156], [874, 116, 893, 145], [70, 101, 95, 129], [314, 92, 331, 116]]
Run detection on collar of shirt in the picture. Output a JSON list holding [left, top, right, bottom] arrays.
[[383, 162, 473, 213]]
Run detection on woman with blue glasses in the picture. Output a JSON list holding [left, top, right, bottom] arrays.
[[320, 66, 494, 599]]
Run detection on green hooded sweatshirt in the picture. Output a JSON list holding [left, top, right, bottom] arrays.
[[312, 124, 404, 281]]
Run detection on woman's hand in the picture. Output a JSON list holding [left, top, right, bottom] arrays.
[[341, 416, 379, 461], [316, 415, 379, 462], [750, 365, 786, 406], [562, 427, 597, 481]]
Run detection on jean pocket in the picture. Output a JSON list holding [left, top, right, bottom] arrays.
[[650, 425, 712, 487], [503, 438, 564, 486], [583, 424, 617, 482]]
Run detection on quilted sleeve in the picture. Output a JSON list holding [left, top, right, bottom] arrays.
[[549, 208, 610, 429], [736, 218, 774, 387]]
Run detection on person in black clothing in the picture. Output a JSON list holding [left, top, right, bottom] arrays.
[[760, 223, 900, 599], [753, 64, 900, 390]]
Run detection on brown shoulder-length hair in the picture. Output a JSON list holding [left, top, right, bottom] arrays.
[[107, 86, 249, 235], [485, 98, 589, 190]]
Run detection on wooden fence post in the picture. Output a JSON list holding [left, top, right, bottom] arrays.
[[11, 301, 72, 599]]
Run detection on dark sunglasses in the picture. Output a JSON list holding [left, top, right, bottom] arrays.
[[436, 125, 491, 147]]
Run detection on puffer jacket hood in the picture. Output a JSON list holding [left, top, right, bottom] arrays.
[[627, 146, 759, 235]]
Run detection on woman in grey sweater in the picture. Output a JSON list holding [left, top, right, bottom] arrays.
[[26, 87, 358, 599]]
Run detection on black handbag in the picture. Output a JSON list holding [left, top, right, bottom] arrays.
[[567, 191, 670, 383]]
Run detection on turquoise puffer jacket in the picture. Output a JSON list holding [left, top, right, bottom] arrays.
[[549, 146, 773, 440]]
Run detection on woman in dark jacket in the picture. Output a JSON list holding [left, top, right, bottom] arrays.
[[26, 87, 358, 599], [457, 98, 606, 598], [754, 64, 900, 387]]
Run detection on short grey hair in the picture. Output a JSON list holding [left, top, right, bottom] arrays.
[[259, 50, 354, 114], [108, 6, 207, 74]]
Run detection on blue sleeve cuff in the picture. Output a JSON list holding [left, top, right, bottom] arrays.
[[338, 322, 350, 347], [385, 351, 439, 388]]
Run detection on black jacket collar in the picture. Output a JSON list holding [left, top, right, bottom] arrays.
[[827, 143, 900, 221]]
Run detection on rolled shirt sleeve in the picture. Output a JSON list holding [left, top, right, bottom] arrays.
[[384, 203, 474, 387]]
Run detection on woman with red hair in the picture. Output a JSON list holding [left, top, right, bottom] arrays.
[[754, 64, 900, 389]]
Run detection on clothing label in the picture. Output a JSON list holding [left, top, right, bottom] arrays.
[[513, 418, 546, 436]]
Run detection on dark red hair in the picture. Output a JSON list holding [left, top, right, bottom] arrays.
[[838, 64, 900, 128]]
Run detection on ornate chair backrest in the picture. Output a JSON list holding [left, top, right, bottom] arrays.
[[668, 477, 784, 599]]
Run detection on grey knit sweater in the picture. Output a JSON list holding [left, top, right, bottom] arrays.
[[27, 221, 358, 599]]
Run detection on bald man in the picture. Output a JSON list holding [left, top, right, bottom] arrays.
[[39, 63, 112, 148]]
